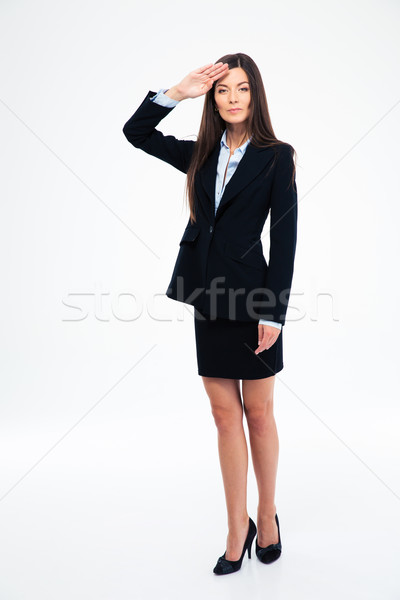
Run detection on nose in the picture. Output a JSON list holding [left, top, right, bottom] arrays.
[[228, 91, 239, 103]]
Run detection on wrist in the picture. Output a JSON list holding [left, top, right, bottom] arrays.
[[164, 85, 186, 102]]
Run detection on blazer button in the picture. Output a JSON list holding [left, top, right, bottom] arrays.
[[209, 225, 213, 233]]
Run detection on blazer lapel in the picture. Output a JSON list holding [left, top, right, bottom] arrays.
[[198, 143, 276, 222]]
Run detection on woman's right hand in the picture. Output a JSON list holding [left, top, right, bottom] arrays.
[[166, 62, 229, 102]]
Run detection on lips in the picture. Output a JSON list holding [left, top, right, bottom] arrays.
[[228, 109, 242, 113]]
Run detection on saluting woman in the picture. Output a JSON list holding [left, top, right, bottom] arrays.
[[123, 53, 298, 575]]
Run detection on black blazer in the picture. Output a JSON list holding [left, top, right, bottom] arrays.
[[123, 90, 298, 326]]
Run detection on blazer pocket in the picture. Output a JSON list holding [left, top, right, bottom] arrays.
[[224, 240, 264, 271], [179, 225, 200, 245]]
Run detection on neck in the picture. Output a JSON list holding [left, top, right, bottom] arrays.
[[225, 123, 250, 150]]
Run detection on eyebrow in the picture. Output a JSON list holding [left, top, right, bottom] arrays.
[[216, 81, 249, 88]]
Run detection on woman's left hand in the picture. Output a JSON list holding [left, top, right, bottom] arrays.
[[255, 324, 281, 354]]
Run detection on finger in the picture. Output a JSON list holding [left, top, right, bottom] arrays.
[[194, 63, 214, 74], [212, 62, 228, 70], [211, 66, 229, 81], [255, 341, 269, 355], [255, 332, 276, 354], [205, 62, 228, 77], [210, 63, 229, 75]]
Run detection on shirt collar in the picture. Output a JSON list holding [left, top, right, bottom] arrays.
[[220, 129, 252, 154]]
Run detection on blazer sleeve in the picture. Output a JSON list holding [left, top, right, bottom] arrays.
[[262, 144, 298, 326], [122, 90, 195, 174]]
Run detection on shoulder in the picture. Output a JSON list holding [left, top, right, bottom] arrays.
[[272, 142, 296, 174], [270, 142, 296, 189], [252, 140, 296, 172], [274, 142, 295, 159]]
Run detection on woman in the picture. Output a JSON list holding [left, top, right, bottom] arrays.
[[122, 53, 298, 575]]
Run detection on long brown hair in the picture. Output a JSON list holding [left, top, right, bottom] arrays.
[[184, 52, 297, 223]]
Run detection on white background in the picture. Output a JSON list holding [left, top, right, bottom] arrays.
[[0, 0, 399, 598]]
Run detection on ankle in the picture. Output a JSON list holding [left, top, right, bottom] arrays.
[[228, 514, 249, 531], [257, 505, 277, 520]]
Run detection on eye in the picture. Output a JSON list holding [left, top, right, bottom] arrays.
[[217, 87, 249, 93]]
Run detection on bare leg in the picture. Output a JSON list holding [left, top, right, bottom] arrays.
[[242, 376, 279, 547], [201, 376, 250, 561]]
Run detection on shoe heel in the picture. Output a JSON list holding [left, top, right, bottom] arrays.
[[247, 541, 252, 559], [247, 527, 257, 559]]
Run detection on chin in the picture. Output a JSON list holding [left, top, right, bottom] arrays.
[[226, 116, 247, 124]]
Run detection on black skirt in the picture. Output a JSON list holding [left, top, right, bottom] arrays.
[[194, 308, 284, 380]]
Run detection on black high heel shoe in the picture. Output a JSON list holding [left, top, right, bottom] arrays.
[[213, 517, 257, 575], [255, 513, 282, 564]]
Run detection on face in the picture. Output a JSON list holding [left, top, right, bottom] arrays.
[[214, 67, 251, 125]]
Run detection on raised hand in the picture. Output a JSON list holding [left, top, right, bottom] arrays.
[[166, 62, 229, 102]]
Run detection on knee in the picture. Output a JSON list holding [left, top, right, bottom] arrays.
[[211, 405, 243, 434], [244, 403, 274, 435]]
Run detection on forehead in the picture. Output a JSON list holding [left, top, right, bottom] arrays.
[[216, 67, 249, 87]]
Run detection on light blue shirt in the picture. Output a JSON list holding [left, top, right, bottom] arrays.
[[215, 130, 251, 214], [150, 88, 282, 331]]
